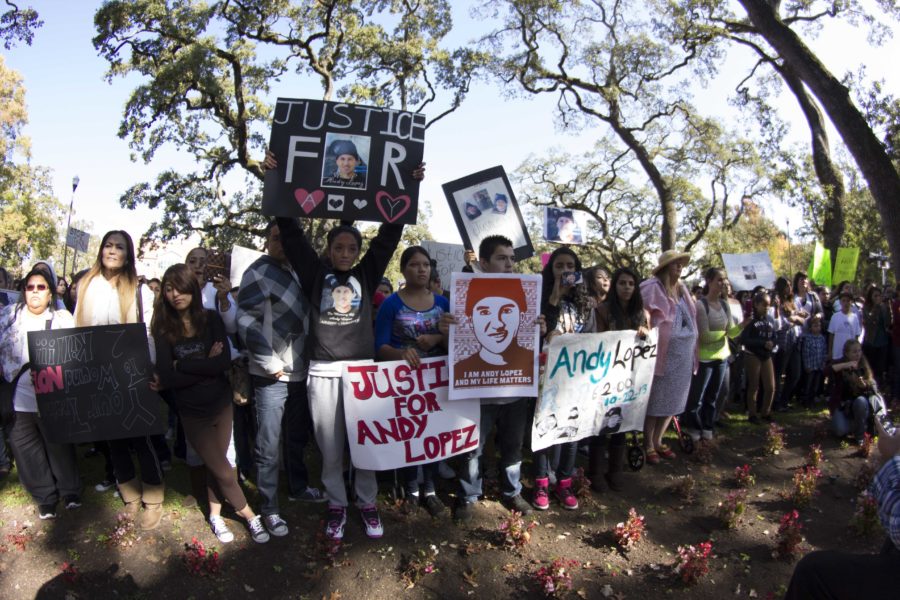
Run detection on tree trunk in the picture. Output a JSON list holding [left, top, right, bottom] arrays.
[[738, 0, 900, 276], [777, 64, 845, 259]]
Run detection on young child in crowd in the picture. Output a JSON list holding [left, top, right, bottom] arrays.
[[739, 291, 777, 423], [799, 316, 827, 407]]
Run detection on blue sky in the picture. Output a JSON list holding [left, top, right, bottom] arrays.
[[3, 2, 899, 257]]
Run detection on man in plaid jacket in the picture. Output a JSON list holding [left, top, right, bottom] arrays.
[[237, 221, 324, 538]]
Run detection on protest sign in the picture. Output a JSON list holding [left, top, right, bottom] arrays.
[[448, 272, 541, 400], [341, 356, 480, 470], [230, 245, 265, 286], [27, 324, 166, 444], [543, 207, 589, 245], [808, 241, 833, 287], [532, 330, 658, 452], [721, 252, 776, 291], [443, 166, 535, 261], [66, 227, 90, 253], [262, 98, 425, 224], [833, 247, 860, 284], [421, 241, 466, 289]]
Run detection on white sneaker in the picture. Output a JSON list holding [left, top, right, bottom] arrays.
[[209, 516, 234, 543], [325, 506, 347, 540], [701, 429, 714, 440], [247, 515, 270, 544], [684, 427, 702, 442], [359, 504, 383, 538]]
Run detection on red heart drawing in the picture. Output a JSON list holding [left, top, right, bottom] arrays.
[[294, 189, 325, 215], [375, 191, 411, 223]]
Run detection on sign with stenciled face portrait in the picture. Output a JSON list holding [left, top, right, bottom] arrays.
[[263, 98, 425, 224]]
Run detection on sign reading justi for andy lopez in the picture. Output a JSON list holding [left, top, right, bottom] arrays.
[[263, 98, 425, 224], [531, 330, 658, 452]]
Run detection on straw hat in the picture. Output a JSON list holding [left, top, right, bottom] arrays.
[[652, 249, 691, 276]]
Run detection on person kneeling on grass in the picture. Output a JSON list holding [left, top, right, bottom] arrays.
[[829, 339, 880, 446]]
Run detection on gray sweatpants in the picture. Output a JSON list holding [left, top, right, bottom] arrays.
[[307, 373, 377, 507]]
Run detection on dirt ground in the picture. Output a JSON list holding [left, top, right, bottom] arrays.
[[0, 407, 886, 600]]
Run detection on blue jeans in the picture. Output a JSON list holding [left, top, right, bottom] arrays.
[[683, 360, 727, 432], [832, 396, 870, 440], [534, 441, 577, 480], [458, 399, 528, 504], [252, 376, 313, 515]]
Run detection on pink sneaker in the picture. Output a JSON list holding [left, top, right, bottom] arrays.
[[532, 477, 550, 511], [555, 478, 579, 510]]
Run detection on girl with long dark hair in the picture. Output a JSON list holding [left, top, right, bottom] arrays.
[[153, 265, 269, 543]]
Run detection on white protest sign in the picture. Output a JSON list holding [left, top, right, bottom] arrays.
[[66, 227, 90, 253], [421, 241, 465, 287], [532, 329, 658, 452], [721, 252, 776, 291], [342, 356, 481, 471], [231, 245, 265, 286]]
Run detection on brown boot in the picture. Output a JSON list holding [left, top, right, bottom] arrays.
[[182, 466, 207, 508], [605, 444, 627, 492], [588, 442, 607, 493], [139, 483, 165, 530], [117, 479, 142, 516]]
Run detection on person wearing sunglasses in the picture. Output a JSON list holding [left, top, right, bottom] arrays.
[[0, 263, 81, 519]]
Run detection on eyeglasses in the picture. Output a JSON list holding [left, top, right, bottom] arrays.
[[25, 284, 48, 292]]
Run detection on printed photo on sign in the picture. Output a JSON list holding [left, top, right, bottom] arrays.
[[320, 274, 362, 326], [443, 166, 535, 262], [722, 252, 776, 291], [262, 98, 425, 224], [321, 133, 370, 190], [531, 330, 658, 452], [341, 356, 481, 471], [542, 207, 588, 245], [448, 272, 541, 400]]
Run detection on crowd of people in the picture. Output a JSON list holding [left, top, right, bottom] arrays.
[[1, 195, 899, 596]]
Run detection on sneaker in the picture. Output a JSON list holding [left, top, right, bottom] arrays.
[[325, 506, 347, 540], [246, 515, 270, 543], [39, 503, 57, 519], [454, 501, 473, 524], [532, 478, 550, 511], [501, 494, 533, 515], [701, 429, 714, 441], [209, 515, 234, 543], [422, 494, 445, 517], [264, 513, 289, 537], [554, 478, 579, 510], [359, 504, 383, 538], [289, 486, 327, 503], [64, 494, 82, 509], [94, 479, 115, 492], [684, 427, 702, 442]]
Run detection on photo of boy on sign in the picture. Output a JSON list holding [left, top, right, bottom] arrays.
[[321, 134, 369, 190], [449, 273, 541, 399]]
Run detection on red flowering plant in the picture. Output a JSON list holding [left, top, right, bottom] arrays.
[[499, 511, 536, 549], [764, 423, 786, 455], [734, 464, 756, 487], [613, 508, 645, 551], [673, 541, 713, 586], [788, 465, 821, 508], [857, 432, 875, 458], [182, 537, 221, 576], [851, 492, 881, 537], [533, 559, 580, 598], [715, 489, 748, 529], [774, 510, 805, 561], [806, 444, 824, 468], [60, 561, 80, 585]]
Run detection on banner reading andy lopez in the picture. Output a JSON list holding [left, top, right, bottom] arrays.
[[531, 329, 658, 452], [342, 356, 481, 471]]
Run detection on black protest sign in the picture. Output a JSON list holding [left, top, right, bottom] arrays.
[[262, 98, 425, 225], [27, 324, 166, 444]]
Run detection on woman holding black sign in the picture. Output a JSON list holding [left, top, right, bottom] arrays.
[[153, 264, 269, 544], [74, 230, 164, 530], [0, 263, 82, 519]]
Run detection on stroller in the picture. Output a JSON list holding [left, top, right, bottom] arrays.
[[625, 415, 694, 471]]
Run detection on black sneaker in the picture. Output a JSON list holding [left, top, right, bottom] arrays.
[[64, 495, 82, 509], [454, 501, 474, 524], [39, 503, 57, 519], [501, 494, 533, 515], [422, 494, 445, 517]]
